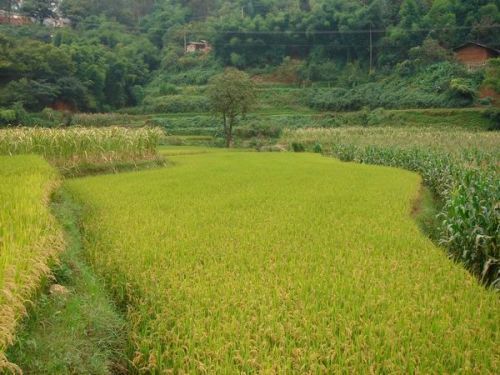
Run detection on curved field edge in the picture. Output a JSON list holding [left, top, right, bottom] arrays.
[[280, 128, 499, 286], [0, 156, 63, 372], [65, 152, 499, 373]]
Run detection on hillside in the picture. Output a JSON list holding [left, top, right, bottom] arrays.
[[0, 0, 499, 114]]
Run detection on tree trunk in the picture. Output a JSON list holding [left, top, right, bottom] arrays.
[[223, 113, 231, 148], [226, 116, 234, 148]]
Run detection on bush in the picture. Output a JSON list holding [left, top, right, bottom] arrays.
[[0, 109, 16, 126], [305, 62, 481, 111], [484, 108, 500, 131], [72, 113, 134, 127], [234, 124, 282, 139], [41, 107, 63, 123], [142, 95, 210, 113], [449, 78, 477, 101], [484, 58, 500, 93], [158, 83, 179, 96], [291, 142, 305, 152], [477, 97, 493, 106], [313, 143, 323, 153]]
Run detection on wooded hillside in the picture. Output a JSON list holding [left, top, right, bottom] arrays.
[[0, 0, 498, 112]]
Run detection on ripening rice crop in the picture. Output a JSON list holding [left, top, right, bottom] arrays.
[[0, 156, 63, 371], [66, 152, 499, 373], [0, 127, 164, 172], [281, 127, 500, 286]]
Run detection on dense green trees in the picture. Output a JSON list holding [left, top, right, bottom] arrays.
[[0, 19, 159, 111], [0, 0, 498, 113], [21, 0, 54, 24]]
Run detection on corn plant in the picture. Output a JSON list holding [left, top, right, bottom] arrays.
[[0, 127, 164, 172]]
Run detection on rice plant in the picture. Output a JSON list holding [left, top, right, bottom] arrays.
[[66, 152, 499, 373], [281, 128, 499, 286], [0, 156, 63, 372]]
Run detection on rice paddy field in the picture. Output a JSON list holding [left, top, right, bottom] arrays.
[[0, 156, 62, 370], [281, 127, 500, 285], [65, 151, 499, 373]]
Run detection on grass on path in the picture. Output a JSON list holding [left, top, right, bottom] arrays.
[[7, 191, 127, 374]]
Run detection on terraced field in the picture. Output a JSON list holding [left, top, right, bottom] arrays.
[[65, 151, 499, 373]]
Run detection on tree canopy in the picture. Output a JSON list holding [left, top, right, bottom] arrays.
[[207, 68, 256, 147], [0, 0, 498, 112]]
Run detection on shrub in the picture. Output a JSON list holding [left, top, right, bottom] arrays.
[[0, 109, 16, 126], [158, 83, 179, 96], [291, 142, 305, 152], [449, 78, 477, 101], [483, 58, 500, 93], [270, 57, 305, 84], [142, 95, 210, 113], [72, 113, 134, 127], [40, 108, 63, 123], [234, 124, 282, 139], [313, 143, 323, 153], [305, 62, 481, 111], [484, 108, 500, 131]]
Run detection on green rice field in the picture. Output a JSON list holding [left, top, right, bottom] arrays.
[[0, 156, 62, 370], [65, 151, 499, 373]]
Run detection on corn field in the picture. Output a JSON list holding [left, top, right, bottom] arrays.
[[0, 156, 63, 372], [0, 127, 164, 173], [282, 128, 500, 286]]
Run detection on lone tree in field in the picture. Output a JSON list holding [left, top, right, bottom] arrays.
[[207, 68, 256, 148]]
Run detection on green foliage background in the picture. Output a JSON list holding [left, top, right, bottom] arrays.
[[0, 0, 499, 114]]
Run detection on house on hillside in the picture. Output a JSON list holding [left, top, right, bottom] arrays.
[[0, 10, 32, 25], [454, 42, 500, 69], [186, 40, 212, 54]]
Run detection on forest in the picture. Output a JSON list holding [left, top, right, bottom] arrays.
[[0, 0, 499, 113]]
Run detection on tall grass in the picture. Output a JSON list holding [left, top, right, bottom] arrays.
[[281, 128, 499, 286], [66, 152, 499, 373], [0, 156, 63, 372], [0, 127, 164, 173]]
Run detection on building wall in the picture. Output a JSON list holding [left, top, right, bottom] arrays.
[[186, 43, 212, 54], [456, 45, 492, 67], [186, 44, 199, 53], [0, 12, 32, 25]]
